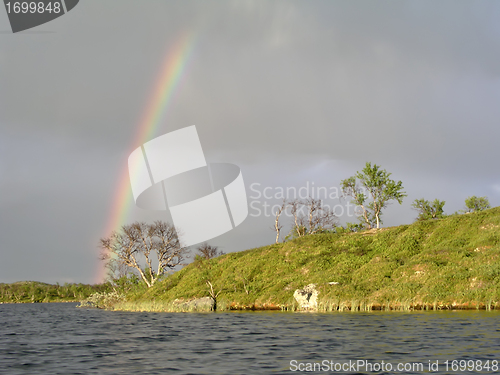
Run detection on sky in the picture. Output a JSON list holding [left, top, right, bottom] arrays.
[[1, 0, 500, 284]]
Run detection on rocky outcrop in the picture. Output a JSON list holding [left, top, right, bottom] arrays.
[[293, 284, 319, 311]]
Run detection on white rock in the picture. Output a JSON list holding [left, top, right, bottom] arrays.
[[293, 284, 319, 310]]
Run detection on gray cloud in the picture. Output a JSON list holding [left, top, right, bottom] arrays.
[[1, 0, 499, 283]]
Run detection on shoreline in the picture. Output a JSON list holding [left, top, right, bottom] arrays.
[[106, 298, 500, 313], [0, 300, 80, 304], [2, 299, 499, 313]]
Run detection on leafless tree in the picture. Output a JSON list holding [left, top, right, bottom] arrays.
[[289, 199, 307, 238], [303, 197, 337, 234], [272, 199, 287, 243], [100, 221, 188, 288], [196, 242, 225, 260], [206, 280, 222, 299], [101, 255, 129, 285], [236, 275, 251, 295], [287, 198, 337, 238]]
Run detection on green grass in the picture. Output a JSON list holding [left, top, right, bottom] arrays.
[[0, 281, 110, 303], [116, 207, 500, 312]]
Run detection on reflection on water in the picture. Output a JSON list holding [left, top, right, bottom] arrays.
[[1, 303, 499, 374]]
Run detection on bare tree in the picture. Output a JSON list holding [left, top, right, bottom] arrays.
[[196, 242, 225, 260], [206, 280, 222, 299], [303, 197, 337, 234], [272, 199, 287, 243], [100, 221, 188, 288], [289, 199, 307, 238], [101, 253, 130, 284], [286, 198, 337, 239], [205, 280, 222, 311]]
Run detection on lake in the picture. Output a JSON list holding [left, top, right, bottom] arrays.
[[1, 303, 499, 374]]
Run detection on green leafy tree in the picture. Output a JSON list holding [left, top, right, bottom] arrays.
[[341, 162, 406, 229], [412, 198, 446, 221], [464, 196, 490, 213]]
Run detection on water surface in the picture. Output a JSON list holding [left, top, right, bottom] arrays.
[[1, 303, 499, 374]]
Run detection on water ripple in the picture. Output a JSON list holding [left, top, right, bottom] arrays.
[[0, 304, 499, 374]]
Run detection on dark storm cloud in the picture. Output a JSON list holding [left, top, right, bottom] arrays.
[[1, 1, 499, 283]]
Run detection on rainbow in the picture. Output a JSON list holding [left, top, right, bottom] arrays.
[[95, 32, 196, 283]]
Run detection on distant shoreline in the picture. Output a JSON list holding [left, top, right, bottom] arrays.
[[0, 300, 80, 304], [0, 281, 109, 304]]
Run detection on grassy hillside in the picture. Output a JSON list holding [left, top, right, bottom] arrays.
[[0, 281, 110, 303], [113, 207, 500, 312]]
